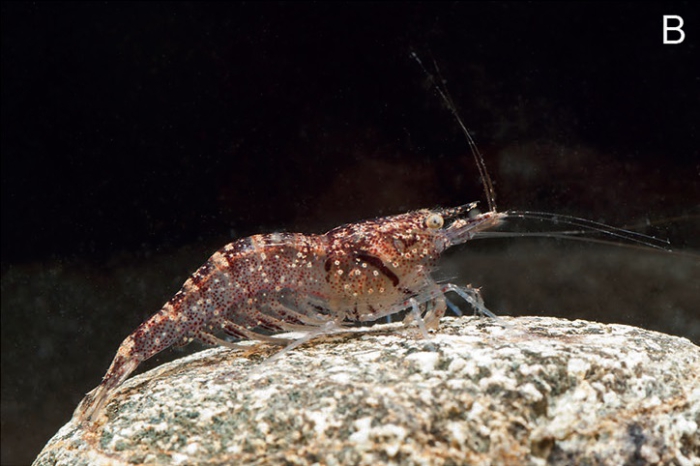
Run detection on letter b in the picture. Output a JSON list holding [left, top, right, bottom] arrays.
[[663, 15, 685, 44]]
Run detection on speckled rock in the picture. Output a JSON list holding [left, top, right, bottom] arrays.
[[34, 317, 700, 466]]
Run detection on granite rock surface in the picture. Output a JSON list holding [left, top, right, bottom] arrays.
[[34, 316, 700, 465]]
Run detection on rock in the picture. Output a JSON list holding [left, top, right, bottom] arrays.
[[34, 317, 700, 466]]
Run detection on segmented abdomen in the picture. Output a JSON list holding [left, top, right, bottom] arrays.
[[124, 232, 333, 360]]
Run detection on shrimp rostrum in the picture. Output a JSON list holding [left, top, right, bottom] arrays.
[[77, 201, 504, 422]]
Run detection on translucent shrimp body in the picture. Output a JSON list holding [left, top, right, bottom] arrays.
[[77, 203, 503, 422]]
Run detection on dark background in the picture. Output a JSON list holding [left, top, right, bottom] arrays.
[[2, 2, 699, 464]]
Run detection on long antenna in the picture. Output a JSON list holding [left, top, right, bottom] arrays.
[[410, 52, 497, 213]]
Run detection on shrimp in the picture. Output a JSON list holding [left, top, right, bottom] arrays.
[[77, 203, 504, 422], [76, 53, 669, 423]]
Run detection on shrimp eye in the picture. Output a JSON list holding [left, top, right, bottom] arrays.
[[424, 213, 444, 229]]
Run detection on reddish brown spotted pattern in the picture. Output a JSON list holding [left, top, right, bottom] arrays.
[[75, 203, 504, 422]]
